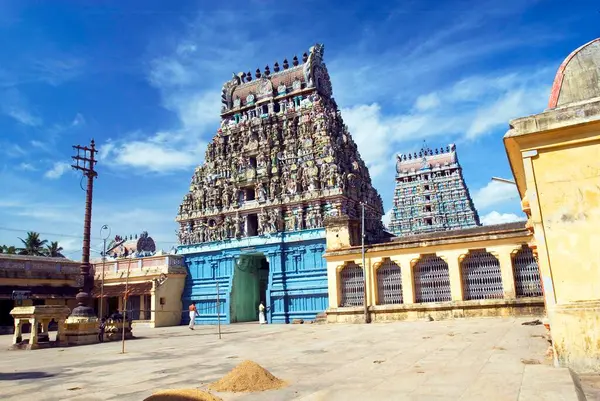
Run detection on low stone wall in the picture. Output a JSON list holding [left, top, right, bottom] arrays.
[[326, 297, 545, 324]]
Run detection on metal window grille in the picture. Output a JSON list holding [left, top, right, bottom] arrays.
[[461, 250, 504, 300], [414, 255, 451, 303], [513, 246, 543, 297], [340, 263, 364, 307], [377, 259, 403, 305]]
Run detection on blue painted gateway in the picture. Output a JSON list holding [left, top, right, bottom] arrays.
[[178, 229, 327, 324]]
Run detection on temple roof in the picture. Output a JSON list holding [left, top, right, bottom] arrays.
[[396, 144, 458, 174], [220, 44, 332, 114], [548, 38, 600, 109]]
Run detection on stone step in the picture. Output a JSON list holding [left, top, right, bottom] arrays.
[[314, 312, 327, 324], [518, 365, 583, 401]]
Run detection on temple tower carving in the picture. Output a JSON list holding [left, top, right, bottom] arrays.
[[176, 43, 384, 245], [389, 144, 480, 236]]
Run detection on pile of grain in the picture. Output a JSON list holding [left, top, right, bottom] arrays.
[[209, 360, 287, 392], [143, 388, 222, 401]]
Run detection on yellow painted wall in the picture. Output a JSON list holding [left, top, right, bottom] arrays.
[[153, 275, 186, 327], [505, 101, 600, 372], [531, 140, 600, 304]]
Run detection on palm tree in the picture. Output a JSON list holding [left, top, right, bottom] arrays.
[[1, 245, 18, 254], [17, 232, 48, 256], [45, 241, 65, 258]]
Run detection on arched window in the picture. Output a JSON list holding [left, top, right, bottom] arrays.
[[513, 245, 543, 297], [414, 255, 451, 303], [340, 262, 364, 307], [461, 250, 504, 300], [377, 259, 402, 305]]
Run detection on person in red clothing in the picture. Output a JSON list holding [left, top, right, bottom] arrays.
[[188, 302, 198, 330]]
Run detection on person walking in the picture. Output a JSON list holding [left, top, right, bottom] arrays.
[[188, 302, 198, 330], [258, 302, 266, 325]]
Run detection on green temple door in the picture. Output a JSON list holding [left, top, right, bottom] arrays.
[[230, 254, 269, 323]]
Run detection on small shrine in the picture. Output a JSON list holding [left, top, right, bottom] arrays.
[[10, 305, 71, 349]]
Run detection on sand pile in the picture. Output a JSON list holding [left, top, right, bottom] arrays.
[[209, 360, 287, 392], [143, 388, 222, 401]]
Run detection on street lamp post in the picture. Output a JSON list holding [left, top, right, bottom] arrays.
[[361, 202, 370, 324], [491, 177, 516, 185], [100, 225, 111, 320]]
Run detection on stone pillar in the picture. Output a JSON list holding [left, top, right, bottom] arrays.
[[391, 255, 415, 304], [489, 245, 518, 299], [365, 257, 376, 307], [140, 294, 146, 320], [57, 319, 65, 343], [326, 261, 340, 309], [442, 250, 464, 301], [13, 319, 22, 344], [29, 318, 38, 346]]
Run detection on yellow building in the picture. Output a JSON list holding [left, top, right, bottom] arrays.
[[504, 37, 600, 373], [92, 253, 186, 328], [0, 254, 80, 333], [324, 217, 544, 323]]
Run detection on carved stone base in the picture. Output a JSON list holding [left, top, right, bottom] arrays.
[[64, 315, 99, 346], [104, 321, 134, 341]]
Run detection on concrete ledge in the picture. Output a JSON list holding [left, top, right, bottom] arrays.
[[518, 365, 581, 401], [327, 297, 545, 323]]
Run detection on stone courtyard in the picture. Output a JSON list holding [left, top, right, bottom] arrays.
[[0, 318, 584, 400]]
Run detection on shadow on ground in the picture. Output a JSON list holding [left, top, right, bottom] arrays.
[[0, 371, 57, 380]]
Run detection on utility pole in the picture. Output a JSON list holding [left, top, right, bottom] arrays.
[[361, 202, 370, 324], [100, 224, 111, 319], [70, 139, 98, 318]]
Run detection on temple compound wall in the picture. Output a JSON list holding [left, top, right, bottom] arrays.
[[504, 37, 600, 373], [176, 44, 384, 324], [324, 221, 545, 323]]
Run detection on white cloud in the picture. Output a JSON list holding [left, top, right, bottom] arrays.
[[1, 90, 42, 127], [341, 103, 395, 178], [415, 93, 440, 111], [480, 211, 526, 225], [71, 113, 85, 127], [473, 180, 520, 211], [44, 162, 71, 179], [382, 209, 393, 228], [18, 162, 36, 171], [102, 136, 207, 173]]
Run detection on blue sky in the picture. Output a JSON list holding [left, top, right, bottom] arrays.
[[0, 0, 597, 259]]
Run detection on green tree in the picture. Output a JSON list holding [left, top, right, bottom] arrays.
[[1, 245, 18, 254], [45, 241, 65, 258], [17, 232, 48, 256]]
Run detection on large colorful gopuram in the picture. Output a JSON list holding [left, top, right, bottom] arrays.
[[389, 144, 480, 237], [176, 44, 384, 324]]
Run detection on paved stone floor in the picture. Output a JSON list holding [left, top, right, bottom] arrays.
[[0, 317, 582, 400]]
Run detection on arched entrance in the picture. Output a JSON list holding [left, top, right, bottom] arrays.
[[230, 253, 270, 323]]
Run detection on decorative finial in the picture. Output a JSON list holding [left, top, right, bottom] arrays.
[[246, 71, 252, 81], [264, 65, 270, 76], [302, 52, 308, 63], [283, 59, 289, 69], [255, 68, 261, 79], [273, 62, 280, 72], [241, 72, 247, 82], [293, 55, 299, 66]]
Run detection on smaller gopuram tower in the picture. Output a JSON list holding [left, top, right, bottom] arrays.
[[389, 144, 480, 236]]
